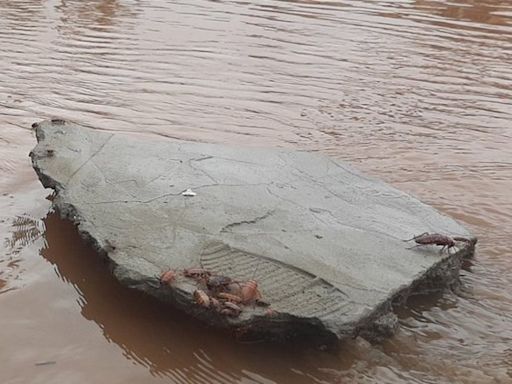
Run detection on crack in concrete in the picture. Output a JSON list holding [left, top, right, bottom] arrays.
[[85, 183, 276, 205], [193, 155, 213, 162], [220, 209, 276, 233], [184, 151, 262, 166], [265, 186, 310, 213], [187, 157, 219, 184], [66, 134, 114, 184], [86, 191, 184, 205]]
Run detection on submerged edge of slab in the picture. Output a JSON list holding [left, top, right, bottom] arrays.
[[30, 120, 476, 345]]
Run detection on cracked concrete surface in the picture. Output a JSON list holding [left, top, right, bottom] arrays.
[[30, 120, 476, 344], [220, 209, 276, 233]]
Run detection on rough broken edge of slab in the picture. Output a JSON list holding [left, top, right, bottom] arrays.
[[29, 121, 477, 347]]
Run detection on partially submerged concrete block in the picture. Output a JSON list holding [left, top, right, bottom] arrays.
[[30, 120, 476, 344]]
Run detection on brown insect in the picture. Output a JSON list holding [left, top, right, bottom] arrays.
[[220, 301, 242, 317], [210, 297, 221, 310], [404, 232, 457, 253], [223, 301, 241, 311], [226, 282, 243, 296], [207, 275, 234, 292], [193, 289, 210, 308], [217, 292, 243, 303], [240, 280, 262, 304], [183, 268, 212, 279], [160, 269, 176, 286]]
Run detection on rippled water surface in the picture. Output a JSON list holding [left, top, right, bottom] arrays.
[[1, 0, 511, 383]]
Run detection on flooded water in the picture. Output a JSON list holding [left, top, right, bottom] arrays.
[[1, 0, 511, 382]]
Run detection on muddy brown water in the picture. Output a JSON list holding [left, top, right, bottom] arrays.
[[1, 0, 511, 383]]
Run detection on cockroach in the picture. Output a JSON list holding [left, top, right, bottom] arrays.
[[220, 301, 242, 317], [226, 282, 243, 296], [404, 232, 456, 253], [210, 297, 221, 310], [220, 308, 240, 317], [217, 292, 243, 303], [206, 275, 233, 291], [223, 301, 241, 311], [193, 289, 210, 308], [160, 269, 176, 286], [240, 280, 262, 304], [183, 268, 211, 279]]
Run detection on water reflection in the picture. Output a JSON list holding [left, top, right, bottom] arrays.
[[4, 215, 45, 254], [1, 214, 44, 295], [41, 212, 355, 383]]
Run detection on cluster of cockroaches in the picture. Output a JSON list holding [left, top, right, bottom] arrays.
[[160, 268, 275, 318]]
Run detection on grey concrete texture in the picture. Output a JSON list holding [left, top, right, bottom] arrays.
[[30, 119, 476, 344]]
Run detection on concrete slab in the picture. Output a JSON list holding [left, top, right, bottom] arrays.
[[30, 120, 476, 344]]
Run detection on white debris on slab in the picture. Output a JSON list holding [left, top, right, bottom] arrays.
[[182, 188, 197, 197]]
